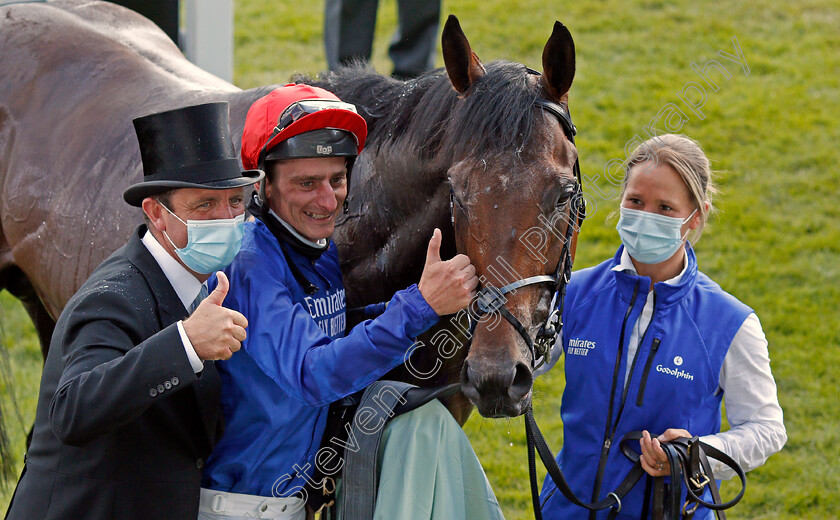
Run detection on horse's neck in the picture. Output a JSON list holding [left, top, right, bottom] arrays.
[[337, 147, 453, 307]]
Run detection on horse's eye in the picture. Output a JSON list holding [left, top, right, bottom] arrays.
[[556, 184, 576, 207]]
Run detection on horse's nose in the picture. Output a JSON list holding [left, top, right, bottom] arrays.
[[509, 361, 534, 401], [460, 358, 533, 416]]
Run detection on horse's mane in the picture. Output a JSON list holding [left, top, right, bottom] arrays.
[[307, 60, 543, 166]]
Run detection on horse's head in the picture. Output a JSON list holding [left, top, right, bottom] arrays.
[[440, 16, 581, 417]]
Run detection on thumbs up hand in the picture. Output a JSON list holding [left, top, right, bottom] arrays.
[[418, 229, 478, 316], [205, 270, 231, 306], [182, 272, 249, 361]]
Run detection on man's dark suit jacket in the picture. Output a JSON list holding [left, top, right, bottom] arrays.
[[5, 225, 222, 520]]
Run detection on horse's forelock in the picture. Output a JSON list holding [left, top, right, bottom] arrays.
[[439, 61, 542, 163]]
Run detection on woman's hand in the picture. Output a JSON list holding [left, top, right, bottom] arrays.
[[640, 428, 691, 477]]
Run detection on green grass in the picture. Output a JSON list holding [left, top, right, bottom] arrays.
[[3, 0, 840, 517], [0, 293, 43, 508]]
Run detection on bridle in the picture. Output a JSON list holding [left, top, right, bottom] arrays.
[[448, 76, 630, 519], [451, 95, 586, 371]]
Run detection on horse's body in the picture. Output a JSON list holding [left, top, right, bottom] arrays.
[[0, 0, 579, 423], [0, 0, 271, 344]]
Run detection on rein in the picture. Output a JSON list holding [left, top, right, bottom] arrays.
[[526, 416, 746, 519], [453, 91, 635, 519], [618, 432, 746, 520], [484, 96, 637, 519]]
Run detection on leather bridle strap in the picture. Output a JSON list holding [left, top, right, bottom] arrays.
[[466, 216, 575, 370], [525, 408, 645, 519], [618, 432, 746, 519], [455, 90, 594, 518]]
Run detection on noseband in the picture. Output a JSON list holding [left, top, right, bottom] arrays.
[[452, 96, 586, 370]]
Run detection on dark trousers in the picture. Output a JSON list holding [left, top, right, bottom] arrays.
[[324, 0, 440, 78]]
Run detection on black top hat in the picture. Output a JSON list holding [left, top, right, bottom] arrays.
[[123, 101, 264, 207]]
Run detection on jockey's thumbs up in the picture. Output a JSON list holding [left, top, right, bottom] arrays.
[[425, 228, 443, 266], [418, 228, 478, 316], [205, 271, 229, 306]]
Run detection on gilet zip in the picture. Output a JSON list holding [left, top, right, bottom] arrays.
[[636, 337, 661, 406], [589, 281, 639, 517], [590, 285, 658, 518]]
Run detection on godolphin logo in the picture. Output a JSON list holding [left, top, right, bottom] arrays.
[[656, 363, 694, 381]]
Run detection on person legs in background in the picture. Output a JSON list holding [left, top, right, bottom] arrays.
[[324, 0, 441, 79], [388, 0, 439, 78], [325, 0, 378, 72]]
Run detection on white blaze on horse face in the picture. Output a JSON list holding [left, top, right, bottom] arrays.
[[268, 157, 348, 241]]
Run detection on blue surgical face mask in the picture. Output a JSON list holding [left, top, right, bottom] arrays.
[[158, 201, 245, 274], [616, 206, 697, 264]]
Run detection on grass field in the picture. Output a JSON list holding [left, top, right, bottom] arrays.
[[2, 0, 839, 517]]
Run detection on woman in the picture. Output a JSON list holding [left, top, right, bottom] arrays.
[[539, 134, 787, 519]]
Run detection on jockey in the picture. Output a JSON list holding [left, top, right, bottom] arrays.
[[198, 84, 505, 520]]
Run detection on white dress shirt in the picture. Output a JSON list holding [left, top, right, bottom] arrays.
[[141, 230, 205, 373], [613, 248, 787, 478]]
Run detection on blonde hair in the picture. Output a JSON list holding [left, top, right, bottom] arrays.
[[622, 134, 718, 242]]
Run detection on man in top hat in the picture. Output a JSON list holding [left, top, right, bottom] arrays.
[[4, 101, 263, 520], [198, 85, 504, 520]]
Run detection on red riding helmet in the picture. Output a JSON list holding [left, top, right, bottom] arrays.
[[241, 83, 368, 172]]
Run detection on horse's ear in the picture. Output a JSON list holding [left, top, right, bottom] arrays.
[[541, 21, 576, 102], [442, 15, 486, 95]]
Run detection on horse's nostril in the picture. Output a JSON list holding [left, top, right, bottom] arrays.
[[461, 357, 532, 415], [461, 360, 478, 389], [460, 360, 481, 401], [508, 362, 533, 401]]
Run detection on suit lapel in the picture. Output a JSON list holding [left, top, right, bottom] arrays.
[[123, 225, 221, 449], [123, 225, 190, 324]]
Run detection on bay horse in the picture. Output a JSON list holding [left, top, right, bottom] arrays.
[[0, 0, 580, 424]]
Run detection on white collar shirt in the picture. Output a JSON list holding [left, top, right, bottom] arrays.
[[141, 229, 205, 373]]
